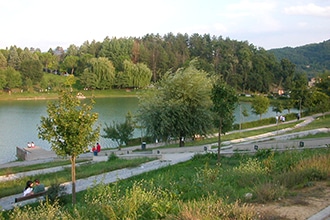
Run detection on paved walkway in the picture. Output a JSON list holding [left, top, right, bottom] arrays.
[[0, 115, 329, 219], [0, 153, 195, 210]]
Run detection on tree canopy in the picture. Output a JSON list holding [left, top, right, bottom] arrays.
[[0, 33, 309, 94]]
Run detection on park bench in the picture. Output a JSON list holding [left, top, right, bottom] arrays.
[[14, 191, 47, 203]]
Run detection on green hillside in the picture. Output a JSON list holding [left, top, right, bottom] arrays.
[[269, 39, 330, 77]]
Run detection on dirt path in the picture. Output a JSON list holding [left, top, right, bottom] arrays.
[[254, 181, 330, 219]]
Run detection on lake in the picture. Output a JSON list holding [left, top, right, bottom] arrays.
[[0, 97, 296, 164]]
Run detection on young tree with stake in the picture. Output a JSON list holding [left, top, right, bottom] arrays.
[[38, 89, 100, 204]]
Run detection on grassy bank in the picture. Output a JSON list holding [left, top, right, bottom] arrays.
[[1, 115, 329, 219], [3, 147, 330, 219]]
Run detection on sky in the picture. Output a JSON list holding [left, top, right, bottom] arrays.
[[0, 0, 329, 52]]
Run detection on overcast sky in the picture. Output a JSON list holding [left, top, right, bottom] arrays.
[[0, 0, 329, 51]]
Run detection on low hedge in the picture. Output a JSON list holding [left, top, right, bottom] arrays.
[[233, 113, 299, 130]]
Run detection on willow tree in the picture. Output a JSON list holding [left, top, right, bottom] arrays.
[[138, 61, 213, 147], [81, 57, 116, 89], [38, 90, 100, 204], [211, 81, 238, 162]]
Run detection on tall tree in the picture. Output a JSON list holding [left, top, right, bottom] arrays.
[[188, 33, 214, 73], [53, 46, 65, 62], [237, 42, 253, 93], [118, 60, 152, 88], [211, 80, 238, 162], [163, 32, 190, 72], [0, 52, 7, 69], [99, 37, 133, 71], [290, 73, 309, 115], [251, 95, 270, 119], [272, 101, 283, 115], [75, 53, 93, 76], [140, 34, 168, 82], [82, 57, 116, 89], [7, 46, 21, 70], [2, 67, 22, 89], [38, 89, 100, 204], [305, 89, 330, 117], [66, 44, 79, 56], [62, 55, 79, 74], [315, 71, 330, 96], [138, 61, 213, 147], [37, 52, 58, 72], [0, 71, 6, 89], [279, 58, 295, 91], [19, 48, 39, 62], [20, 59, 43, 85]]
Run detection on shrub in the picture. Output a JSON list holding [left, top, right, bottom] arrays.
[[174, 196, 257, 220], [273, 151, 302, 173], [253, 182, 287, 203], [46, 182, 67, 205], [234, 158, 269, 175], [232, 158, 270, 188], [192, 152, 217, 164], [276, 154, 330, 189], [108, 152, 119, 161], [293, 154, 330, 179], [8, 200, 71, 220], [194, 163, 220, 183], [84, 180, 179, 219]]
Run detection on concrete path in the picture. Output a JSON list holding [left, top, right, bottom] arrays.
[[308, 206, 330, 220]]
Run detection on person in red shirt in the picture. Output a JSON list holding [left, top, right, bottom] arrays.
[[96, 143, 101, 153], [92, 143, 101, 156]]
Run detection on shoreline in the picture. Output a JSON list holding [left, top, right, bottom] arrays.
[[0, 90, 140, 101]]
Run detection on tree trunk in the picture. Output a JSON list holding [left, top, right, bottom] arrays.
[[71, 155, 76, 205], [217, 118, 222, 163]]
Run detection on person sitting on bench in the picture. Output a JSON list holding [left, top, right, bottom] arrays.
[[33, 179, 45, 193], [23, 180, 34, 196]]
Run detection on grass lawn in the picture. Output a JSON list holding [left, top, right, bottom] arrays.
[[0, 158, 90, 176]]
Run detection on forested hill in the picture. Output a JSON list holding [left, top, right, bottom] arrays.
[[1, 33, 326, 95], [269, 39, 330, 77]]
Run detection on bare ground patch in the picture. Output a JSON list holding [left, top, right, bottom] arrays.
[[254, 181, 330, 220]]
